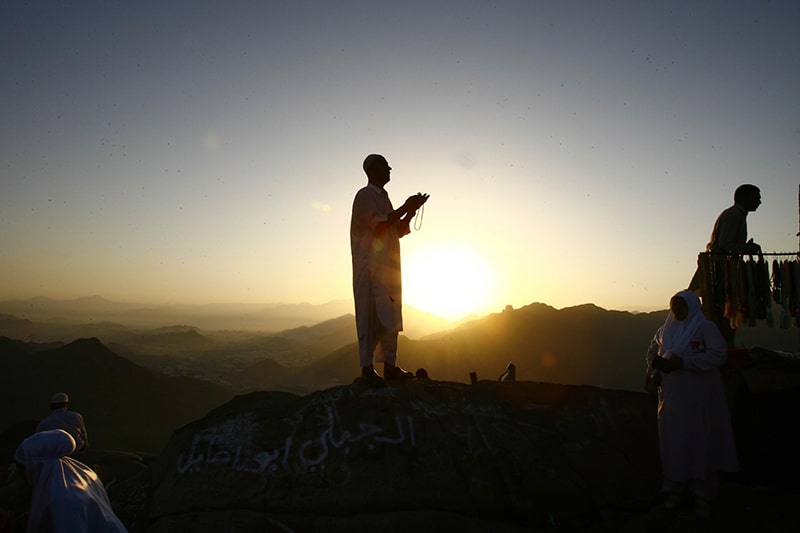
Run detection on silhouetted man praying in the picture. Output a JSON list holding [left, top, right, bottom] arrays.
[[350, 154, 428, 381]]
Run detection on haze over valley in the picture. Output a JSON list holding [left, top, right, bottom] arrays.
[[2, 295, 795, 398]]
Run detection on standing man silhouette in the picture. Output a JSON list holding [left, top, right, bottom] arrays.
[[350, 154, 428, 381], [689, 184, 762, 347], [705, 184, 762, 257]]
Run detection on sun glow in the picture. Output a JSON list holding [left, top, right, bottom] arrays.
[[403, 242, 496, 321]]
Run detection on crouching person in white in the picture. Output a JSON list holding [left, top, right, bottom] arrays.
[[14, 429, 127, 532]]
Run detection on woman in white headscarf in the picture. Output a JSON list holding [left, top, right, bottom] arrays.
[[645, 290, 739, 518], [14, 429, 127, 532]]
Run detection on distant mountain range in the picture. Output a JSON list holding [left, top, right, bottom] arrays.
[[0, 295, 455, 338], [262, 303, 672, 393], [2, 298, 796, 456]]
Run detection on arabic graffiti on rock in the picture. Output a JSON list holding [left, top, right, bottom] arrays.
[[175, 401, 416, 485]]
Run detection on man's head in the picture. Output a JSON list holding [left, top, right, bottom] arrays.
[[49, 392, 69, 411], [363, 154, 391, 187], [734, 184, 761, 212]]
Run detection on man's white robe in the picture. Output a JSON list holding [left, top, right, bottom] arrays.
[[350, 183, 405, 366]]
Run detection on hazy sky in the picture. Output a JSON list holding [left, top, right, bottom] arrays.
[[2, 1, 799, 320]]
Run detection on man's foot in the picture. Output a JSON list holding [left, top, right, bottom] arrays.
[[384, 364, 414, 381], [361, 365, 383, 382]]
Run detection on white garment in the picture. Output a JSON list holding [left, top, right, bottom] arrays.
[[14, 430, 127, 533], [654, 289, 707, 359], [350, 183, 405, 366], [646, 319, 739, 486]]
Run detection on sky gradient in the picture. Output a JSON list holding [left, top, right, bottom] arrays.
[[2, 1, 799, 321]]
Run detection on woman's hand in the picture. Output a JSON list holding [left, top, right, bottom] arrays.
[[662, 356, 684, 372]]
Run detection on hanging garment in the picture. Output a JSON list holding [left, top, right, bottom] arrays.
[[756, 257, 773, 327], [779, 261, 790, 329], [772, 259, 782, 305], [697, 253, 715, 319], [792, 262, 800, 326], [745, 259, 757, 327]]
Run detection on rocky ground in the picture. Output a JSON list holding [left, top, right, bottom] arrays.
[[3, 377, 799, 532], [614, 481, 799, 533]]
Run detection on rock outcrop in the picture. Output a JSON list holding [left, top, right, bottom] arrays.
[[143, 380, 660, 531]]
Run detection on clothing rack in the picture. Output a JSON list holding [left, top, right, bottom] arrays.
[[696, 252, 800, 329], [694, 185, 800, 339], [756, 252, 800, 257]]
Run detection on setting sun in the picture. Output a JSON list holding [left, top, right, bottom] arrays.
[[403, 242, 496, 321]]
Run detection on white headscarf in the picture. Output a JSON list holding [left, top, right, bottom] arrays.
[[14, 429, 127, 532], [655, 290, 707, 358]]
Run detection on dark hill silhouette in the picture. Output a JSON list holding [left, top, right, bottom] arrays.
[[0, 314, 35, 340], [268, 342, 359, 392], [8, 301, 790, 399], [275, 314, 355, 358], [389, 303, 796, 391], [227, 302, 799, 395], [0, 337, 64, 355], [0, 337, 234, 455], [229, 357, 296, 392], [124, 327, 211, 353], [101, 315, 356, 387], [69, 327, 325, 388], [0, 336, 30, 359], [238, 303, 671, 394]]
